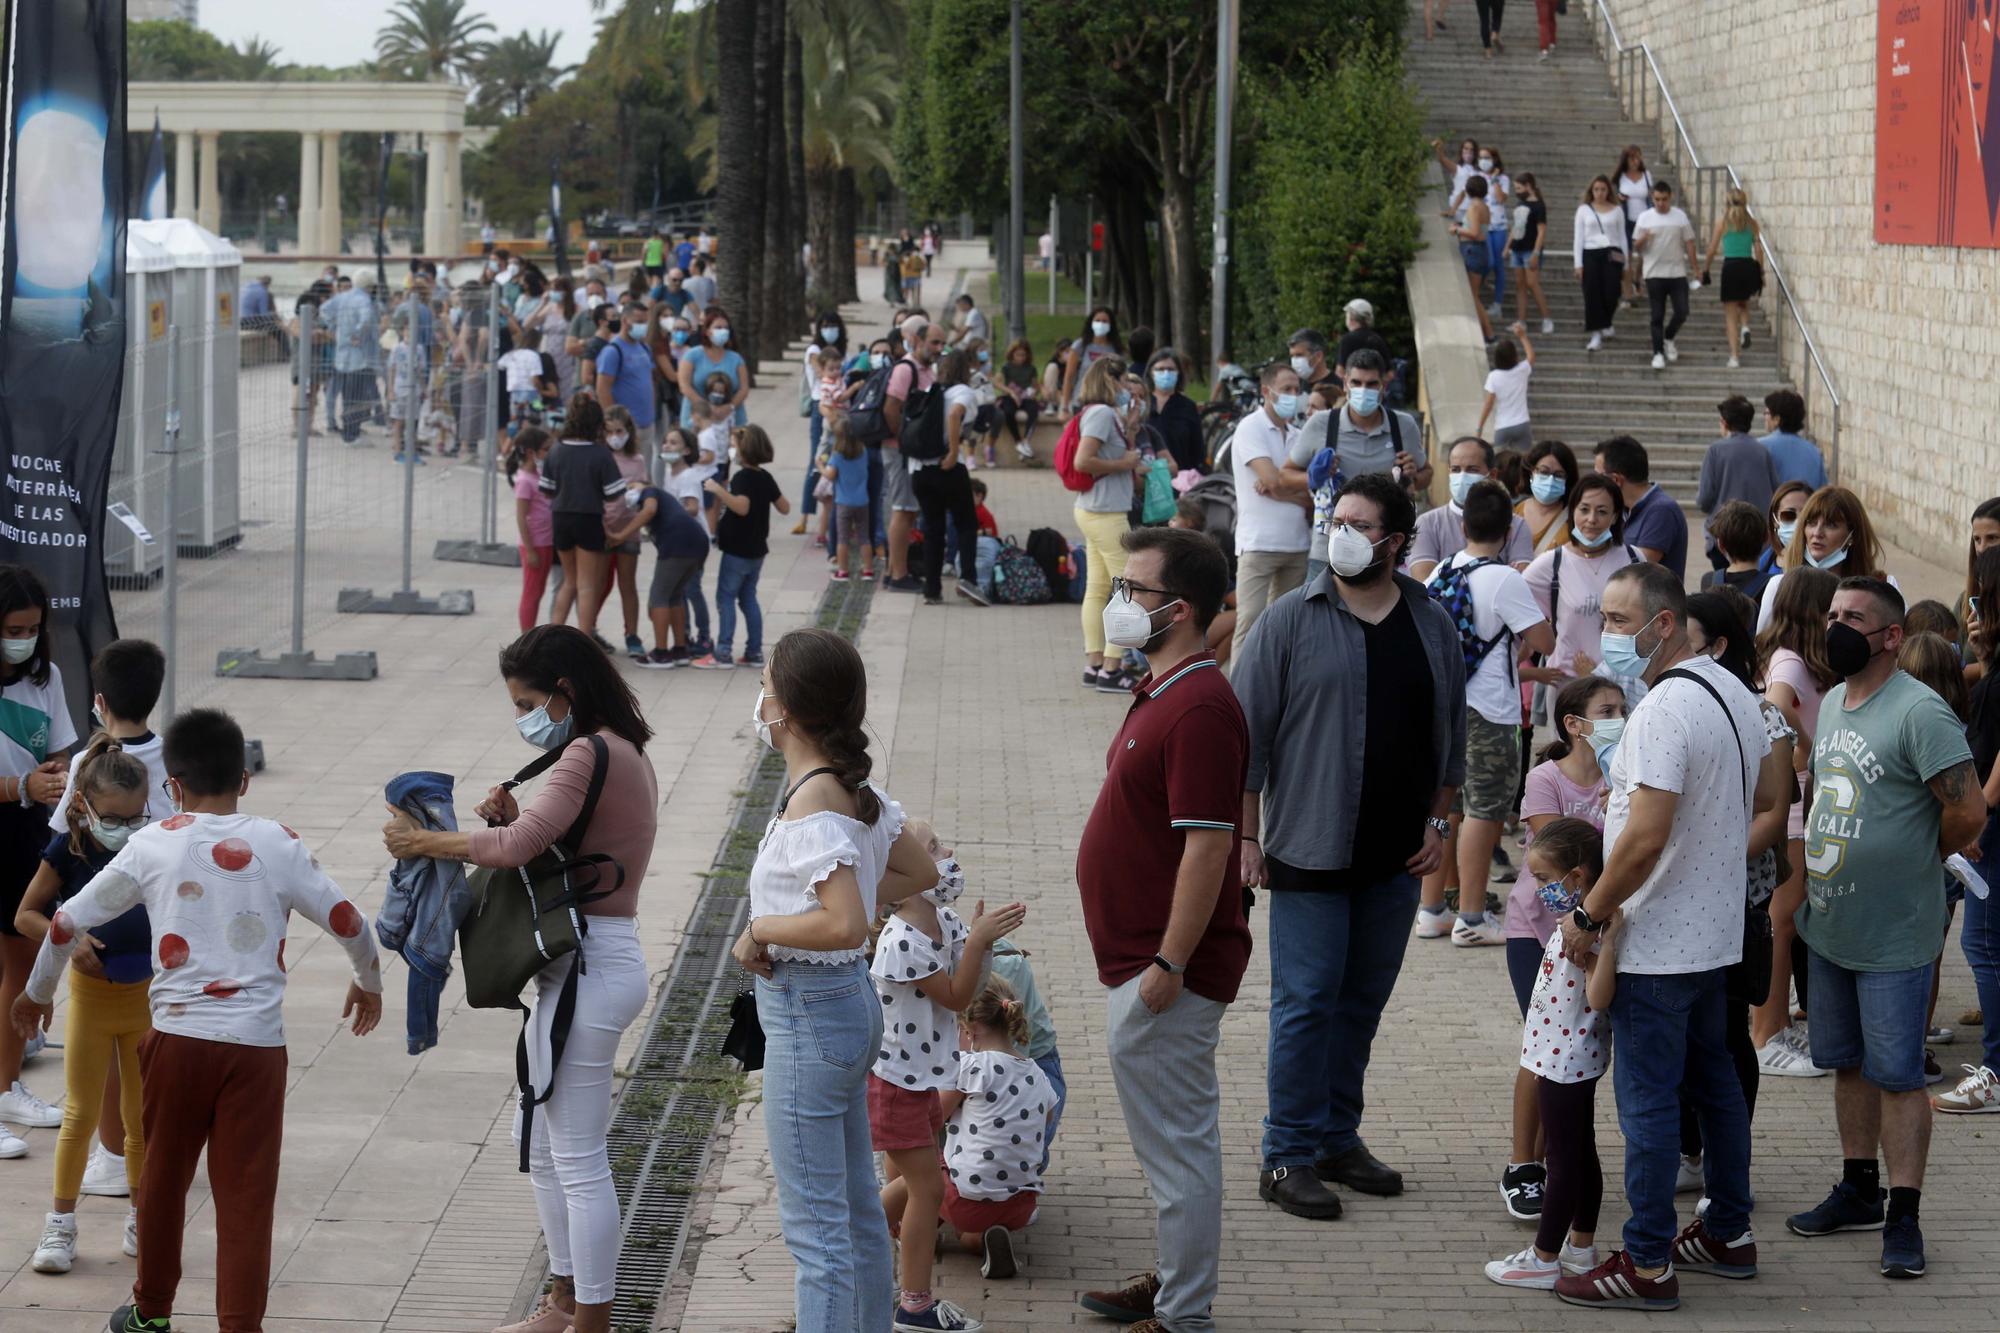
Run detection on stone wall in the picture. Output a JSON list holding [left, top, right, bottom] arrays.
[[1600, 0, 1990, 569]]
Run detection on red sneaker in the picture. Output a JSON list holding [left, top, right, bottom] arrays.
[[1554, 1249, 1680, 1311], [1671, 1219, 1757, 1279]]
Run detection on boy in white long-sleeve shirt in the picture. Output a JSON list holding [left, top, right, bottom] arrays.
[[12, 707, 383, 1333]]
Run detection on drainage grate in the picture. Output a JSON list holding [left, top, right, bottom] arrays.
[[602, 570, 876, 1332]]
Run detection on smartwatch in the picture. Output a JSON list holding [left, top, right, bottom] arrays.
[[1571, 905, 1603, 934], [1424, 816, 1450, 837], [1152, 953, 1187, 976]]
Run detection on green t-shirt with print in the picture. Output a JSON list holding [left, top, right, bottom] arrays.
[[1798, 670, 1972, 972]]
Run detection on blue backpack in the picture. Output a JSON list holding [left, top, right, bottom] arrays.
[[1427, 556, 1512, 674]]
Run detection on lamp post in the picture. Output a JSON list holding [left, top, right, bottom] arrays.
[[1210, 0, 1240, 374], [1007, 0, 1027, 343]]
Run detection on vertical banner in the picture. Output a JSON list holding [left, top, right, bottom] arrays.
[[1875, 0, 2000, 246], [0, 0, 128, 730]]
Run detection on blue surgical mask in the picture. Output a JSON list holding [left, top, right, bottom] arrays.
[[1448, 471, 1480, 507], [515, 701, 574, 751], [978, 349, 992, 364], [1584, 716, 1626, 768], [820, 326, 840, 343], [1775, 521, 1797, 549], [1116, 390, 1133, 411], [1348, 386, 1381, 415], [1599, 618, 1661, 679], [671, 329, 688, 347], [1272, 393, 1300, 421], [0, 634, 36, 665], [1153, 368, 1179, 391], [1805, 542, 1848, 571], [1575, 526, 1613, 549], [709, 327, 731, 347], [1530, 473, 1567, 504]]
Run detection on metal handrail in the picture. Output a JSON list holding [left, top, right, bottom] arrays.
[[1587, 0, 1843, 478]]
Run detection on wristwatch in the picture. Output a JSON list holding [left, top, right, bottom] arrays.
[[1571, 905, 1604, 934], [1424, 816, 1450, 837], [1151, 953, 1187, 976]]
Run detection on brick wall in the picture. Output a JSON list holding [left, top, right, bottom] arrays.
[[1601, 0, 1989, 568]]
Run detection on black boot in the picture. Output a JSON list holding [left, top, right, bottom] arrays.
[[1259, 1165, 1344, 1219], [1315, 1144, 1405, 1197]]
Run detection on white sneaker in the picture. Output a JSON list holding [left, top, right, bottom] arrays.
[[31, 1212, 75, 1274], [1933, 1063, 2000, 1113], [1559, 1241, 1599, 1275], [1485, 1245, 1561, 1289], [1601, 325, 1616, 338], [0, 1081, 61, 1128], [0, 1127, 25, 1159], [1585, 333, 1603, 352], [1778, 1018, 1813, 1055], [1755, 1036, 1825, 1077], [81, 1142, 129, 1197], [1540, 319, 1555, 334], [491, 1296, 576, 1333], [1451, 915, 1506, 947], [1015, 441, 1033, 460], [122, 1206, 138, 1259], [1727, 356, 1741, 369], [1664, 338, 1680, 362], [1650, 353, 1666, 370], [1414, 907, 1453, 939], [962, 454, 977, 471], [1538, 46, 1551, 60], [1676, 1154, 1704, 1194]]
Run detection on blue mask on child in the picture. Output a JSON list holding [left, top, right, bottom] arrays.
[[1535, 879, 1580, 916]]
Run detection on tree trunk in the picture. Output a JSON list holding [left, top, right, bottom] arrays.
[[715, 0, 762, 362], [1158, 168, 1200, 352], [835, 168, 859, 302], [1153, 212, 1172, 344], [785, 19, 809, 321], [808, 164, 840, 314], [757, 0, 790, 360]]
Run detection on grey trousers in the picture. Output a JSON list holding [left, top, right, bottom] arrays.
[[1106, 973, 1227, 1333]]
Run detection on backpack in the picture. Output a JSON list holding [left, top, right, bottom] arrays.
[[845, 357, 909, 446], [990, 537, 1052, 604], [1053, 414, 1092, 492], [1024, 527, 1071, 595], [458, 736, 624, 1172], [1068, 543, 1088, 602], [1426, 556, 1513, 675], [898, 379, 949, 462]]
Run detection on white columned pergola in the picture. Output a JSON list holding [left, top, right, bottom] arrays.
[[130, 81, 471, 257]]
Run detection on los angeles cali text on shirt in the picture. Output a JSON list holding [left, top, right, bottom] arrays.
[[1805, 723, 1885, 904]]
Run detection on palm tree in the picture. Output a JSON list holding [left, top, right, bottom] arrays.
[[715, 0, 764, 361], [476, 30, 572, 117], [234, 36, 284, 80], [800, 10, 897, 306], [374, 0, 496, 82]]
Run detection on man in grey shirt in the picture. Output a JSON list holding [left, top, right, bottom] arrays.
[[1408, 436, 1536, 579], [1696, 393, 1781, 570], [1283, 350, 1425, 579], [1235, 471, 1465, 1223]]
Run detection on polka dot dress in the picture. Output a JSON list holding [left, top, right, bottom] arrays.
[[1519, 931, 1609, 1084], [944, 1050, 1051, 1200], [869, 910, 969, 1091]]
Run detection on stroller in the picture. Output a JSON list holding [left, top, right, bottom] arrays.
[[1181, 473, 1239, 577]]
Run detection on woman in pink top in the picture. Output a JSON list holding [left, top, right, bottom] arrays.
[[383, 626, 658, 1333], [1521, 472, 1641, 699], [1751, 565, 1839, 1071], [1497, 675, 1623, 1221], [510, 428, 556, 633]]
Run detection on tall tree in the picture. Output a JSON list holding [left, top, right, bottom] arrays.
[[714, 0, 765, 362], [374, 0, 496, 82], [475, 30, 572, 119], [799, 7, 897, 306], [786, 20, 809, 319], [234, 37, 284, 79], [757, 0, 792, 357]]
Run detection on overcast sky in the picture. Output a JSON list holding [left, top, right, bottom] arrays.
[[199, 0, 601, 71]]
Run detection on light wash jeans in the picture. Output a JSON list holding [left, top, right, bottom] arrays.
[[758, 958, 893, 1333], [516, 916, 650, 1305]]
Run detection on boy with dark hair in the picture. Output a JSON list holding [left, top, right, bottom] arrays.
[[1700, 500, 1776, 601], [14, 707, 383, 1333]]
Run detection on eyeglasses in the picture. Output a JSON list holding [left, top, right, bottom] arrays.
[[1333, 519, 1385, 536], [83, 797, 150, 832], [1111, 577, 1174, 600]]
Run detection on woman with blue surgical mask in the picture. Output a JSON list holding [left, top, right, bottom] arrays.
[[1059, 306, 1123, 418], [1755, 484, 1898, 634], [1522, 473, 1644, 705], [1516, 439, 1578, 554], [1144, 348, 1206, 474]]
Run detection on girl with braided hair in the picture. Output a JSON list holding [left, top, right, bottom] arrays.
[[933, 976, 1053, 1281]]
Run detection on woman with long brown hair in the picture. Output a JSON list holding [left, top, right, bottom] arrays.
[[1572, 176, 1628, 352], [1614, 145, 1653, 303], [1756, 485, 1895, 632]]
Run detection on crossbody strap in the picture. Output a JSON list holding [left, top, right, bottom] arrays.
[[1655, 667, 1752, 810], [779, 765, 843, 815]]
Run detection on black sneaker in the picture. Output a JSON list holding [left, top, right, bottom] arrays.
[[1082, 668, 1104, 689], [980, 1224, 1018, 1279], [1095, 669, 1137, 695], [1501, 1162, 1546, 1221], [1787, 1180, 1886, 1236], [1924, 1048, 1945, 1085], [108, 1306, 172, 1333], [639, 648, 676, 669], [1881, 1213, 1925, 1279], [884, 575, 922, 593], [590, 631, 618, 654]]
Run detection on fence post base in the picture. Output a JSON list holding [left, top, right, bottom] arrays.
[[216, 648, 381, 681], [432, 539, 521, 567], [336, 587, 475, 616]]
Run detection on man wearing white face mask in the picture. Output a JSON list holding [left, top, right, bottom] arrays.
[[1409, 436, 1535, 580], [1285, 329, 1337, 395], [1076, 527, 1249, 1333], [1233, 472, 1464, 1221], [1229, 365, 1313, 664]]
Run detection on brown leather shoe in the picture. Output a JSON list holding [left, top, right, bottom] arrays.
[[1078, 1271, 1158, 1323]]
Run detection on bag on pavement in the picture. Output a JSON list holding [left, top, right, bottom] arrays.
[[989, 536, 1051, 605], [1024, 527, 1071, 596]]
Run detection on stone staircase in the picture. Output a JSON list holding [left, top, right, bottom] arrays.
[[1403, 9, 1791, 497]]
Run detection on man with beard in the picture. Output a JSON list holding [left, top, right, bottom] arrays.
[[1074, 526, 1251, 1332], [1233, 470, 1466, 1220]]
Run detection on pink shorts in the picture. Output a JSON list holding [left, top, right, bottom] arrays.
[[868, 1075, 944, 1152], [941, 1178, 1039, 1235]]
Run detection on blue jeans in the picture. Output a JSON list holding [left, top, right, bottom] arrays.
[[757, 959, 893, 1333], [1610, 967, 1751, 1265], [406, 967, 445, 1055], [684, 578, 711, 642], [803, 410, 824, 516], [1803, 947, 1931, 1092], [1962, 884, 2000, 1075], [1035, 1049, 1066, 1174], [1487, 227, 1510, 304], [715, 553, 765, 656], [1262, 873, 1419, 1168], [865, 444, 886, 549]]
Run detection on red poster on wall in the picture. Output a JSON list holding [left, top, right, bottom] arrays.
[[1876, 0, 2000, 246]]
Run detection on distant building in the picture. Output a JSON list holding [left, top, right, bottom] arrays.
[[129, 0, 200, 22]]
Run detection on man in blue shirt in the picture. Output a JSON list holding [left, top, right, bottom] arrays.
[[674, 233, 697, 274], [1595, 434, 1689, 579], [239, 275, 288, 359], [595, 300, 658, 444], [319, 277, 378, 442], [1760, 388, 1829, 490]]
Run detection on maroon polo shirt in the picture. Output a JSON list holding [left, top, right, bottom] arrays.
[[1076, 653, 1253, 1004]]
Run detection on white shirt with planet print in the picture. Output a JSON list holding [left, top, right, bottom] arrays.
[[26, 811, 383, 1047]]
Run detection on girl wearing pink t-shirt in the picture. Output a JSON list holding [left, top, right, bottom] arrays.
[[509, 427, 555, 632]]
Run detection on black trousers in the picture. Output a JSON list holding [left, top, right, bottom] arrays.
[[1476, 0, 1506, 46], [1647, 276, 1690, 353], [1581, 248, 1623, 332], [1002, 396, 1041, 442], [911, 461, 978, 599], [1536, 1074, 1602, 1255]]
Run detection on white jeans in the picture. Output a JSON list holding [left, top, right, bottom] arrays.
[[514, 916, 650, 1304]]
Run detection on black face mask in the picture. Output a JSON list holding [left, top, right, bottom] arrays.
[[1825, 622, 1887, 679]]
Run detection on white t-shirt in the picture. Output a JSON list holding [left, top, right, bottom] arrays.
[[26, 811, 384, 1046], [1231, 409, 1309, 555], [746, 793, 905, 965], [499, 347, 543, 394], [945, 1049, 1052, 1200], [49, 731, 172, 833], [933, 384, 981, 465], [1425, 552, 1548, 725], [670, 467, 705, 511], [1619, 170, 1654, 222], [1603, 654, 1770, 974], [695, 421, 731, 483], [1634, 206, 1695, 280], [1483, 362, 1532, 430], [0, 664, 78, 777], [1520, 931, 1610, 1084], [870, 908, 969, 1091]]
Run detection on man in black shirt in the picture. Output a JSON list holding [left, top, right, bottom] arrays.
[[1334, 299, 1395, 374]]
